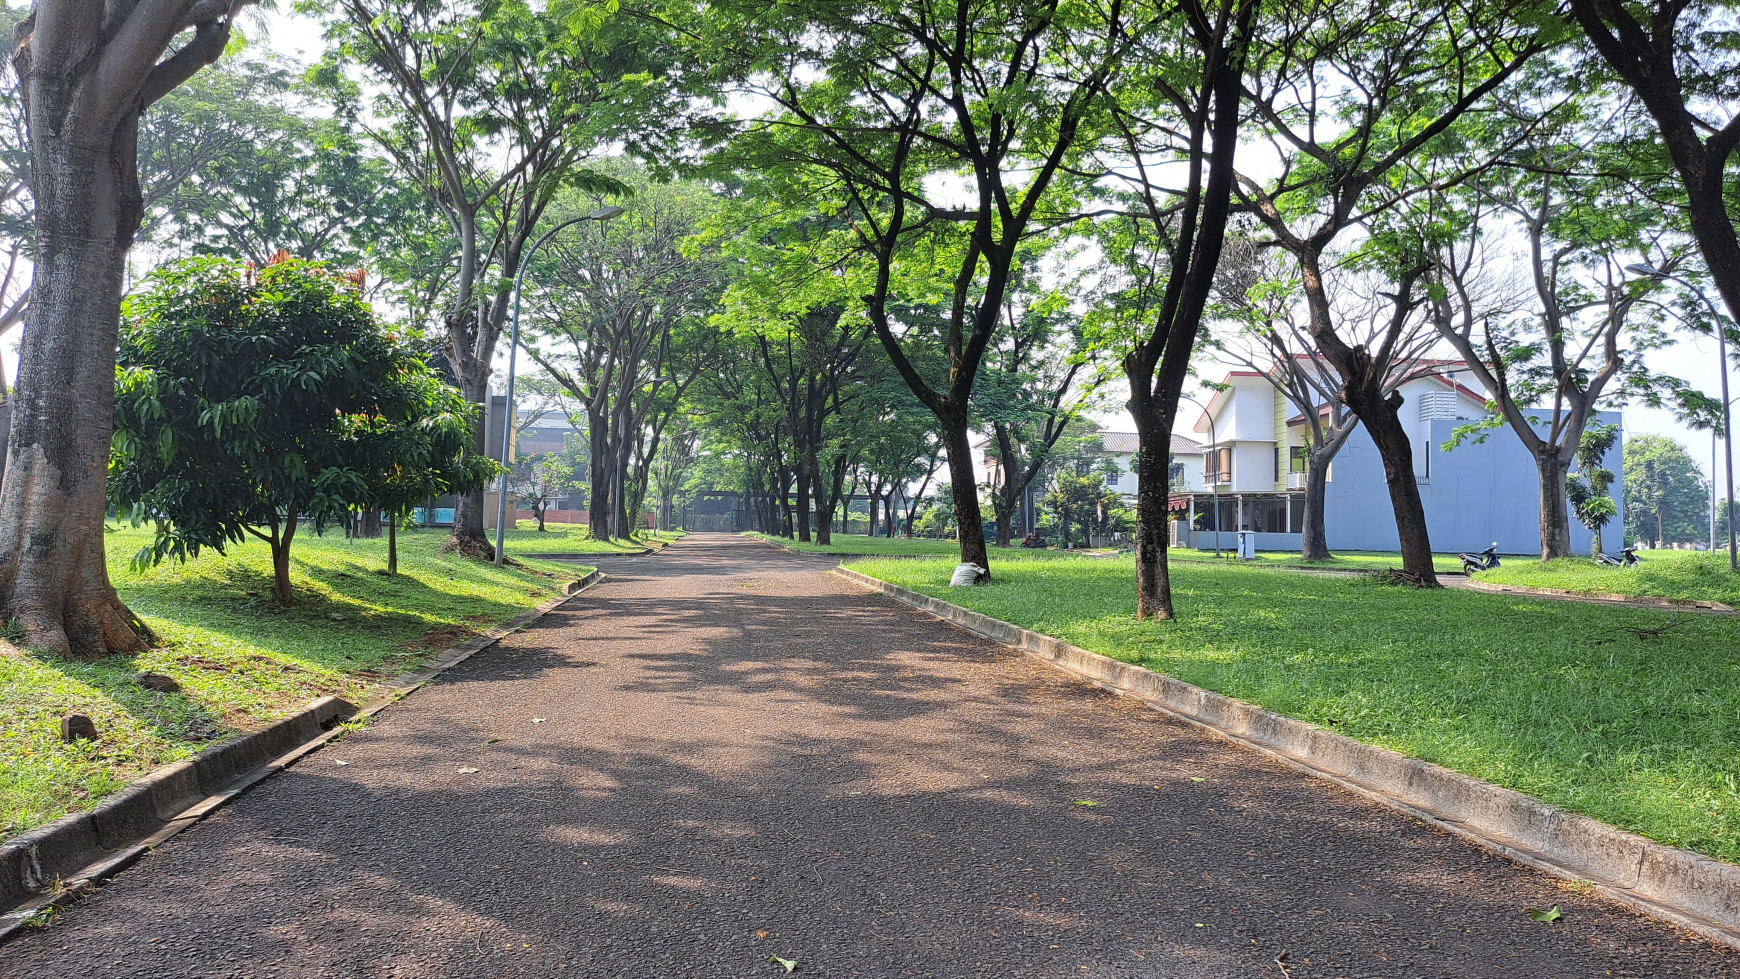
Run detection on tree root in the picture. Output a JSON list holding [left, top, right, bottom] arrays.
[[1366, 568, 1442, 588]]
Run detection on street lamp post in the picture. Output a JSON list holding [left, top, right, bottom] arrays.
[[494, 206, 625, 566], [1627, 263, 1737, 572]]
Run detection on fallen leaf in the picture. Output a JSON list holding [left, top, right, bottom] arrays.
[[1073, 800, 1098, 807], [769, 956, 797, 972], [755, 930, 770, 939], [1529, 906, 1562, 923], [457, 767, 480, 774], [532, 718, 547, 724], [1189, 777, 1205, 783], [334, 760, 348, 766], [485, 738, 502, 744]]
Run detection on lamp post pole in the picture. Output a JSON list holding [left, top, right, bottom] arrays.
[[1628, 264, 1737, 572], [494, 206, 624, 566]]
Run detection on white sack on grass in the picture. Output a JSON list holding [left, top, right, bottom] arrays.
[[950, 563, 989, 587]]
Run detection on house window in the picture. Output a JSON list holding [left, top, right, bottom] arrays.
[[1204, 447, 1232, 483], [1289, 445, 1308, 474], [1106, 470, 1120, 488]]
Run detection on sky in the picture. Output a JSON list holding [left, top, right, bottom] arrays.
[[10, 8, 1725, 488]]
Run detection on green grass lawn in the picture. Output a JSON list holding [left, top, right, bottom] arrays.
[[846, 554, 1740, 863], [1167, 547, 1467, 574], [500, 522, 681, 556], [0, 523, 588, 837], [752, 531, 1465, 573], [1476, 551, 1740, 607]]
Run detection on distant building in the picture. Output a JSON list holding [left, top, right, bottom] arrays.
[[1170, 364, 1624, 555]]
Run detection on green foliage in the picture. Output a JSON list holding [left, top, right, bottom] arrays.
[[1566, 421, 1620, 553], [110, 257, 481, 590], [1623, 434, 1710, 546]]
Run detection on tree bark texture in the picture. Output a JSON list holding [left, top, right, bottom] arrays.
[[451, 368, 492, 550], [940, 416, 989, 571], [1131, 408, 1176, 619], [1345, 388, 1438, 582], [0, 4, 238, 655], [1535, 450, 1572, 561], [1300, 455, 1333, 561]]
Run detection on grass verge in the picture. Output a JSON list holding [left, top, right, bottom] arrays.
[[746, 532, 963, 556], [1475, 551, 1740, 607], [845, 553, 1740, 863], [0, 522, 587, 837]]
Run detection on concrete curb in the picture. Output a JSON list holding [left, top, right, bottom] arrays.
[[0, 571, 605, 941], [1463, 578, 1735, 614], [833, 565, 1740, 950]]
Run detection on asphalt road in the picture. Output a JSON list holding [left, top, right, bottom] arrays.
[[6, 533, 1733, 977]]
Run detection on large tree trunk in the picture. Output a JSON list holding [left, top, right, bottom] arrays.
[[588, 403, 611, 542], [939, 416, 989, 571], [1536, 449, 1573, 560], [1131, 406, 1176, 619], [452, 368, 492, 551], [0, 114, 152, 655], [357, 509, 383, 539], [1347, 390, 1438, 583], [1300, 454, 1333, 561]]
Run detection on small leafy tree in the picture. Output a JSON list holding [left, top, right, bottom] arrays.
[[1565, 422, 1620, 558], [361, 373, 496, 575], [111, 256, 472, 603], [512, 453, 579, 532]]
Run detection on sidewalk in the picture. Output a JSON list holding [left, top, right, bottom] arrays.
[[5, 534, 1731, 976]]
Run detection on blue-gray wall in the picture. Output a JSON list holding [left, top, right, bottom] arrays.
[[1322, 411, 1624, 556]]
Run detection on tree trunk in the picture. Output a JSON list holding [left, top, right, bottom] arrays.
[[270, 509, 299, 606], [357, 509, 382, 539], [1131, 408, 1176, 619], [536, 504, 547, 532], [1349, 391, 1439, 584], [451, 368, 492, 551], [939, 417, 989, 571], [0, 117, 153, 655], [588, 403, 611, 542], [1536, 450, 1573, 560], [1300, 454, 1333, 561], [795, 456, 813, 543], [388, 513, 398, 575]]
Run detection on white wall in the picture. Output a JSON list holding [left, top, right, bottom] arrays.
[[1230, 441, 1277, 492]]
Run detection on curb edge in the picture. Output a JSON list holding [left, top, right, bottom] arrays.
[[0, 569, 607, 941], [832, 565, 1740, 951]]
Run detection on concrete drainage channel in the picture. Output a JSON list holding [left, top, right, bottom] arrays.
[[0, 569, 605, 942], [832, 566, 1740, 951]]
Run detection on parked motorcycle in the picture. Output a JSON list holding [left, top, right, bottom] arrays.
[[1020, 532, 1051, 549], [1597, 545, 1641, 568], [1459, 543, 1500, 575]]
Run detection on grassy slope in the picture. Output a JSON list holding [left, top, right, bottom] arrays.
[[0, 523, 586, 836], [1167, 548, 1466, 573], [1476, 551, 1740, 607], [846, 554, 1740, 862]]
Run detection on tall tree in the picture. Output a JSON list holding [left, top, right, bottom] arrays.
[[1235, 0, 1549, 584], [699, 0, 1140, 574], [1427, 126, 1690, 559], [0, 0, 249, 655], [1569, 0, 1740, 334], [1087, 0, 1259, 618], [312, 0, 655, 551], [1624, 433, 1709, 546]]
